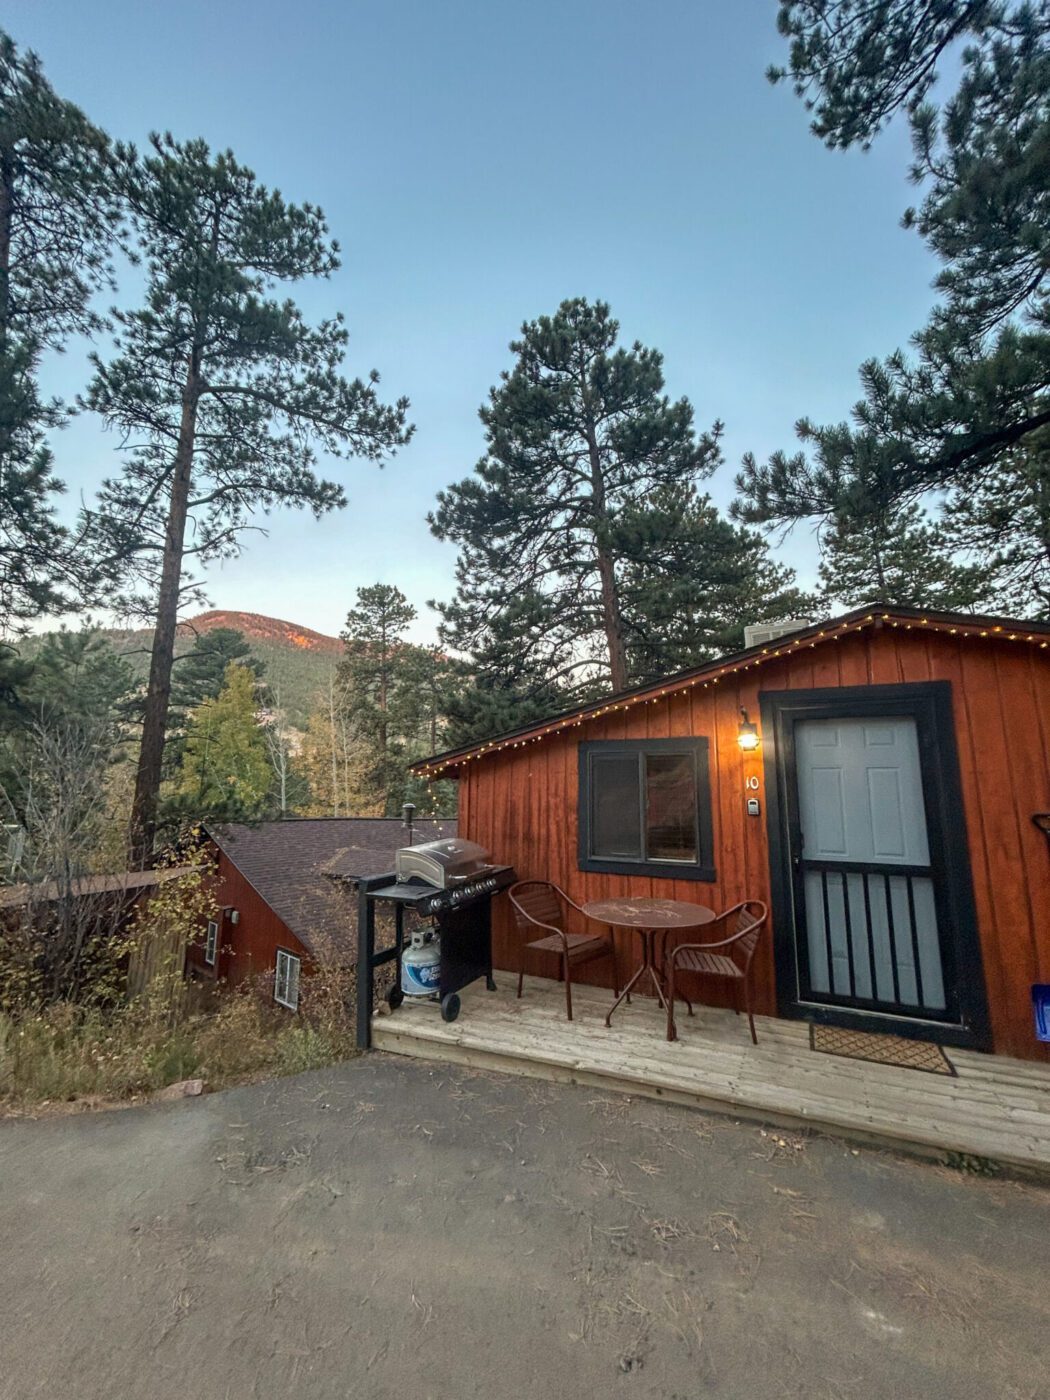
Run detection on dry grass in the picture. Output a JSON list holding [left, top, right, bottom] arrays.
[[0, 969, 357, 1111]]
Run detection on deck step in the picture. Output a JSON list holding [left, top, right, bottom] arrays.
[[372, 975, 1050, 1176]]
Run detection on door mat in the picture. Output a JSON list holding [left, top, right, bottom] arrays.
[[810, 1023, 956, 1076]]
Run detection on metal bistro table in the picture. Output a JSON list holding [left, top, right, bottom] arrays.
[[582, 897, 716, 1027]]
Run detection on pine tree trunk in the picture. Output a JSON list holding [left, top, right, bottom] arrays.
[[595, 546, 628, 691], [0, 151, 12, 336], [328, 677, 339, 816], [872, 539, 889, 600], [130, 374, 200, 864], [0, 151, 13, 468], [1033, 467, 1050, 582], [583, 415, 628, 691]]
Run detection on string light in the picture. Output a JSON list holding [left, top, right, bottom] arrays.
[[414, 611, 1050, 777]]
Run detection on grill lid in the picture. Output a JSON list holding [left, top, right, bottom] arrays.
[[395, 837, 492, 888]]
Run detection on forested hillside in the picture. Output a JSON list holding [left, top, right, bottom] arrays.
[[23, 612, 340, 729]]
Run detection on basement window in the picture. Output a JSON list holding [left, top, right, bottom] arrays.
[[274, 949, 301, 1012], [578, 738, 715, 881], [204, 919, 219, 967]]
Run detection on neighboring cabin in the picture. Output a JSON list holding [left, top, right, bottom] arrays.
[[189, 817, 454, 1010], [414, 604, 1050, 1063]]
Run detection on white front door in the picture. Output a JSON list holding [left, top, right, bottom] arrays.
[[794, 716, 950, 1018]]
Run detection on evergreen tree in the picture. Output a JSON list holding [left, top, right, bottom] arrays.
[[0, 642, 33, 720], [942, 430, 1050, 617], [164, 626, 264, 776], [172, 662, 270, 823], [398, 643, 460, 755], [431, 298, 723, 701], [337, 584, 420, 814], [25, 629, 134, 730], [736, 4, 1050, 592], [0, 30, 120, 630], [396, 642, 460, 814], [613, 482, 814, 677], [431, 299, 805, 738], [432, 594, 576, 748], [82, 135, 412, 860], [170, 627, 263, 715], [0, 630, 133, 840], [816, 501, 988, 611]]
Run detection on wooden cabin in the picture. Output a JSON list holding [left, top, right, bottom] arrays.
[[414, 605, 1050, 1064], [187, 817, 453, 1008]]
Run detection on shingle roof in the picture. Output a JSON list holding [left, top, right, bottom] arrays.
[[206, 817, 455, 958]]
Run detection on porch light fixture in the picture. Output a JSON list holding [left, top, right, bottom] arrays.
[[737, 708, 760, 752]]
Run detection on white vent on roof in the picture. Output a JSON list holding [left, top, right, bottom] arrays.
[[743, 619, 812, 650]]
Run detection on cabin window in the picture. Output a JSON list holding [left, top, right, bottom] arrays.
[[274, 949, 301, 1011], [204, 919, 219, 967], [578, 738, 715, 881]]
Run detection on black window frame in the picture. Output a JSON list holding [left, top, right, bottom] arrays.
[[577, 737, 715, 881]]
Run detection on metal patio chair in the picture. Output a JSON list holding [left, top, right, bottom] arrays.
[[508, 879, 619, 1022], [664, 901, 768, 1044]]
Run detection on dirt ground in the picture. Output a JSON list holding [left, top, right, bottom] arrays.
[[1, 1054, 1047, 1400]]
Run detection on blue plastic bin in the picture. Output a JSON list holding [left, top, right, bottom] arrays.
[[1033, 985, 1050, 1043]]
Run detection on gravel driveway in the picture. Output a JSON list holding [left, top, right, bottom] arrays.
[[1, 1054, 1047, 1399]]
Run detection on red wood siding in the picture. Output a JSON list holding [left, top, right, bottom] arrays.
[[185, 849, 312, 997], [457, 627, 1050, 1062]]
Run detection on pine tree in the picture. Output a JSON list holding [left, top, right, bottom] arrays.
[[431, 298, 724, 702], [0, 30, 119, 630], [337, 584, 420, 814], [170, 627, 263, 714], [431, 298, 806, 738], [816, 502, 988, 612], [613, 482, 813, 677], [172, 662, 271, 823], [942, 430, 1050, 617], [0, 630, 133, 856], [82, 135, 412, 860], [25, 629, 134, 729], [736, 4, 1050, 584], [164, 627, 264, 777]]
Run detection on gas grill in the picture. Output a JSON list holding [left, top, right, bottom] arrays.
[[355, 839, 515, 1045], [390, 838, 513, 915]]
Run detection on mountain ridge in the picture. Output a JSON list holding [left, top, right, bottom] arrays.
[[177, 610, 342, 654], [23, 609, 342, 727]]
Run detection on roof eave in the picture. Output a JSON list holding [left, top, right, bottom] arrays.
[[413, 603, 1050, 777]]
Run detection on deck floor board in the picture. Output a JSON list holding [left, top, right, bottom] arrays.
[[372, 975, 1050, 1173]]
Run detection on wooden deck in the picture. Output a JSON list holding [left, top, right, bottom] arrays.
[[373, 975, 1050, 1175]]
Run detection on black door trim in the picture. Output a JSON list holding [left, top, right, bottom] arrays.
[[759, 681, 991, 1052]]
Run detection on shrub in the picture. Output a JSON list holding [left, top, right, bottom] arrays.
[[0, 962, 357, 1110]]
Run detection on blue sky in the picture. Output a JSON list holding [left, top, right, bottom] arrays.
[[10, 0, 939, 644]]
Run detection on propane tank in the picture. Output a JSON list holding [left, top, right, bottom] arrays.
[[401, 927, 441, 998]]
